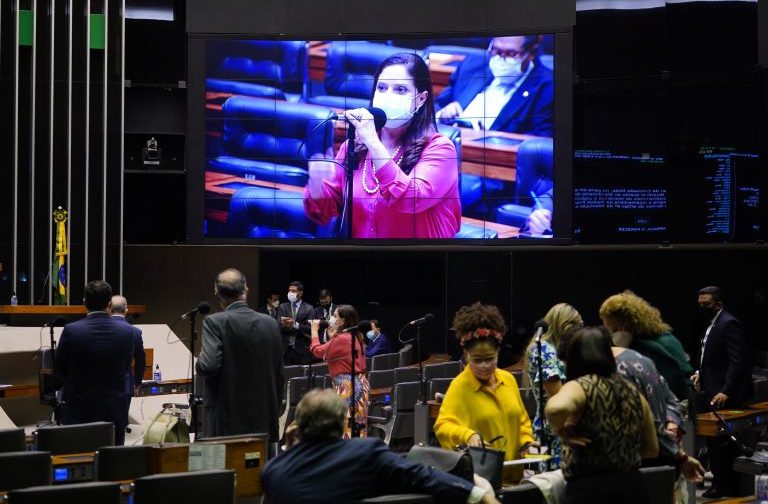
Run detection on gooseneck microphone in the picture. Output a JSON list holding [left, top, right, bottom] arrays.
[[408, 314, 434, 326], [331, 107, 387, 131], [181, 301, 211, 320]]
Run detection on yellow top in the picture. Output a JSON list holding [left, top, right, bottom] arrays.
[[435, 366, 534, 461]]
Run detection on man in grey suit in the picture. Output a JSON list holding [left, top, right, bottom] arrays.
[[196, 269, 285, 441]]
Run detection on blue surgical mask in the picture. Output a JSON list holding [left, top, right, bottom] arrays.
[[366, 330, 376, 341]]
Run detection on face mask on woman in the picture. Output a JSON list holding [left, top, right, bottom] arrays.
[[270, 300, 279, 308], [372, 92, 420, 129], [328, 316, 338, 330], [488, 54, 524, 85]]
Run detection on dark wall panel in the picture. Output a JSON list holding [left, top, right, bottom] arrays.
[[187, 0, 574, 34]]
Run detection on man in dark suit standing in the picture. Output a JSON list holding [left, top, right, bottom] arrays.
[[309, 288, 336, 344], [109, 295, 145, 419], [257, 290, 281, 321], [692, 286, 753, 498], [196, 269, 284, 441], [56, 281, 135, 445], [278, 281, 314, 365]]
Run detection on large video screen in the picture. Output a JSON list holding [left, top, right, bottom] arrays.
[[202, 36, 557, 240]]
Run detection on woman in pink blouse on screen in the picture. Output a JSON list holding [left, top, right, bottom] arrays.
[[304, 52, 461, 239]]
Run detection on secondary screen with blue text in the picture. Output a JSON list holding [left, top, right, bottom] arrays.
[[202, 35, 556, 240]]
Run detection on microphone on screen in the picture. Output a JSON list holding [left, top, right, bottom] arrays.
[[331, 107, 387, 131]]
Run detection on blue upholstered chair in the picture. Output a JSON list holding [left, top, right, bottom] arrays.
[[307, 41, 417, 109], [226, 185, 337, 239], [206, 40, 308, 102], [495, 137, 554, 228], [208, 96, 335, 187]]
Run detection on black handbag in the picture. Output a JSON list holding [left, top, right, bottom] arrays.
[[406, 444, 474, 483], [466, 435, 505, 490]]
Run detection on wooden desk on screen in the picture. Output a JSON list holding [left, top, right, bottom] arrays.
[[0, 305, 146, 315], [696, 408, 768, 437]]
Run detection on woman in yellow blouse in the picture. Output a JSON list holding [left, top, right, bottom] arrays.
[[435, 303, 534, 463]]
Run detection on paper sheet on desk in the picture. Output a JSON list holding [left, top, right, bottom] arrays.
[[503, 456, 550, 466], [188, 443, 226, 471]]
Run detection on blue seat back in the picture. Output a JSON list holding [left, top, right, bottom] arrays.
[[221, 96, 334, 168], [514, 137, 553, 207], [208, 40, 307, 95]]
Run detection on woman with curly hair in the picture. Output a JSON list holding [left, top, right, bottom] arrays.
[[599, 290, 694, 404], [523, 303, 583, 468], [435, 303, 534, 470]]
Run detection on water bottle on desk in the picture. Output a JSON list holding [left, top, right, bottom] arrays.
[[153, 364, 162, 382], [10, 292, 18, 306]]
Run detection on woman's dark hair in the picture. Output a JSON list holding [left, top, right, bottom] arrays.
[[565, 326, 617, 381], [464, 336, 501, 352], [358, 52, 437, 174], [336, 304, 359, 332]]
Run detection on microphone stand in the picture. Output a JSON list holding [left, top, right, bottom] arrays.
[[188, 312, 201, 434], [338, 124, 357, 239], [711, 407, 754, 457], [535, 331, 550, 470], [47, 322, 61, 424], [417, 324, 425, 404]]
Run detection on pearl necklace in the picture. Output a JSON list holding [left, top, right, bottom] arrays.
[[361, 145, 404, 195]]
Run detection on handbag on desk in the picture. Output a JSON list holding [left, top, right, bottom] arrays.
[[466, 439, 505, 491], [143, 403, 191, 444], [406, 444, 474, 483]]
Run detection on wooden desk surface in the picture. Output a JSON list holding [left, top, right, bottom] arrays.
[[696, 408, 768, 437], [0, 383, 39, 399], [51, 452, 95, 465], [0, 305, 146, 314]]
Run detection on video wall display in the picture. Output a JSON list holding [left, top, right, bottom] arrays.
[[201, 35, 557, 240]]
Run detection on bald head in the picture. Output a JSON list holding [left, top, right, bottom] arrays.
[[214, 268, 248, 306], [109, 295, 128, 316]]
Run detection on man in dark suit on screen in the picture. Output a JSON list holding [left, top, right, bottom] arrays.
[[196, 269, 284, 441], [435, 35, 554, 137], [277, 281, 314, 365], [56, 281, 135, 445], [691, 286, 753, 498]]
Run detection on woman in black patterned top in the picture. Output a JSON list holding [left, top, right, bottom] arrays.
[[546, 327, 658, 504]]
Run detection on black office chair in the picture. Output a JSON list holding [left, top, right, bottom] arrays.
[[394, 367, 418, 384], [0, 427, 25, 453], [310, 362, 329, 377], [0, 451, 52, 492], [369, 381, 420, 447], [423, 361, 462, 380], [278, 377, 310, 440], [35, 421, 115, 455], [7, 481, 121, 503], [368, 369, 395, 390], [426, 377, 453, 400], [639, 465, 675, 504], [132, 469, 236, 504], [371, 353, 400, 371], [94, 445, 150, 482], [398, 344, 414, 367]]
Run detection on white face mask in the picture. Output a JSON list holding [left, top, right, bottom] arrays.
[[270, 300, 279, 308], [488, 55, 524, 85], [372, 92, 420, 129], [328, 316, 338, 329], [287, 292, 298, 303], [366, 330, 376, 341]]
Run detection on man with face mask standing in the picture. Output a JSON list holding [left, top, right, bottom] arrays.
[[691, 286, 753, 498], [257, 290, 281, 321], [435, 36, 554, 137], [310, 289, 336, 344], [278, 281, 314, 365]]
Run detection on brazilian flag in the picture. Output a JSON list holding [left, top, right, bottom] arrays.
[[52, 208, 68, 305]]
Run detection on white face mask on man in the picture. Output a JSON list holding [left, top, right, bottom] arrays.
[[488, 55, 524, 85], [372, 92, 421, 129], [287, 292, 298, 303]]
